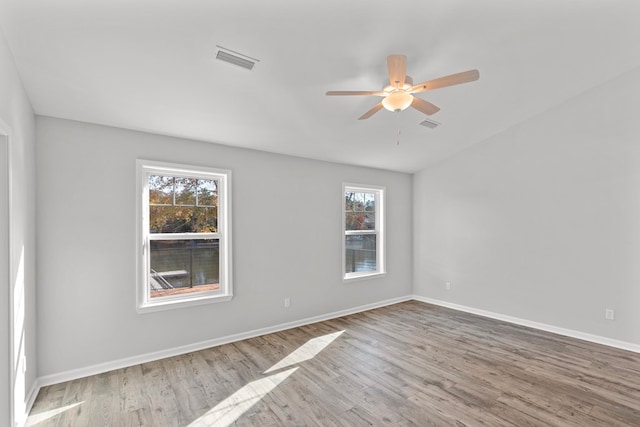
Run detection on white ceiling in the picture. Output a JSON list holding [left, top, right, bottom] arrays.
[[1, 0, 639, 173]]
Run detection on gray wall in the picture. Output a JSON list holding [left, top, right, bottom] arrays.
[[414, 66, 640, 346], [0, 28, 37, 426], [35, 116, 413, 378]]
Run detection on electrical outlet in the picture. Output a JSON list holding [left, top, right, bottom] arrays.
[[445, 282, 451, 290], [284, 297, 291, 308], [605, 309, 615, 320]]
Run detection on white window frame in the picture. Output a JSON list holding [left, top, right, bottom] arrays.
[[136, 159, 232, 313], [343, 183, 386, 282]]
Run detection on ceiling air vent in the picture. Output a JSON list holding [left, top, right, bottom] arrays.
[[215, 46, 259, 70], [419, 118, 441, 129]]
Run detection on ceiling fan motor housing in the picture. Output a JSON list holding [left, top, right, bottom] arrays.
[[382, 75, 414, 92]]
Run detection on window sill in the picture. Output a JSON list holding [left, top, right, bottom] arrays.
[[137, 293, 233, 314], [343, 271, 387, 283]]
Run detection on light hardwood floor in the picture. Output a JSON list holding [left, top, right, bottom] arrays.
[[27, 301, 640, 426]]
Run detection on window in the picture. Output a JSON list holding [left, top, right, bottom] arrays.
[[343, 184, 385, 281], [136, 160, 232, 312]]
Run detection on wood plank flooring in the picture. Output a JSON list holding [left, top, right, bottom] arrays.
[[27, 301, 640, 426]]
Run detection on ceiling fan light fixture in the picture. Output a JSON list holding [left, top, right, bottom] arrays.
[[382, 91, 413, 112]]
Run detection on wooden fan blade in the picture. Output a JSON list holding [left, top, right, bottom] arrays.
[[359, 103, 384, 120], [387, 55, 407, 89], [326, 90, 385, 96], [410, 97, 440, 116], [410, 69, 479, 94]]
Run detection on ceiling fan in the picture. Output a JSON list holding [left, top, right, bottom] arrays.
[[326, 55, 479, 120]]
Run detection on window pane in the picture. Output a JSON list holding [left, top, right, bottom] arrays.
[[174, 177, 197, 206], [345, 211, 365, 230], [345, 192, 355, 212], [149, 175, 174, 205], [149, 205, 218, 233], [345, 234, 377, 273], [197, 179, 217, 207], [355, 192, 365, 212], [149, 239, 219, 298], [346, 211, 375, 231], [345, 191, 376, 230], [365, 192, 375, 212], [365, 212, 375, 230]]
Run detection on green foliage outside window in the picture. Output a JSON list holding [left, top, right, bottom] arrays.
[[149, 175, 218, 233]]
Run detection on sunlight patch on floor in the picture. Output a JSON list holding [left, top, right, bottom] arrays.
[[188, 329, 345, 426], [188, 367, 298, 426], [264, 330, 345, 374], [26, 402, 83, 426]]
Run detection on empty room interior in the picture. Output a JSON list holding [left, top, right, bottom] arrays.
[[1, 1, 640, 426]]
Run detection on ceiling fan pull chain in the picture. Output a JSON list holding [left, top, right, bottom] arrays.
[[396, 110, 401, 145]]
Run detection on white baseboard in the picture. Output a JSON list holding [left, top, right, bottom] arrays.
[[35, 295, 412, 390], [412, 295, 640, 354]]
